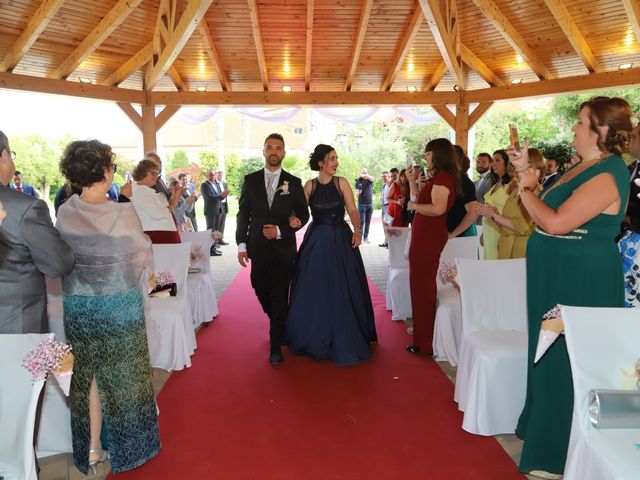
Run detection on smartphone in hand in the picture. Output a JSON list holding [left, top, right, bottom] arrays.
[[406, 154, 413, 169], [509, 124, 520, 151]]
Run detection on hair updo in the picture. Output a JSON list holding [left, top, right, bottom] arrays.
[[580, 96, 633, 156], [59, 139, 115, 187], [309, 144, 335, 171]]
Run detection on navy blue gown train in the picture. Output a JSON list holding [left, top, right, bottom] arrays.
[[286, 177, 377, 366]]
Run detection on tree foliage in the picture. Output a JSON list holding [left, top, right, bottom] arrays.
[[170, 149, 190, 170], [11, 134, 73, 202]]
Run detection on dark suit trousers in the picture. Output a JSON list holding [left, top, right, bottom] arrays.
[[249, 253, 295, 350], [217, 211, 227, 239], [205, 213, 221, 232], [187, 210, 198, 231]]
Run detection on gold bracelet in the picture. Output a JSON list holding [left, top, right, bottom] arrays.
[[519, 185, 535, 193]]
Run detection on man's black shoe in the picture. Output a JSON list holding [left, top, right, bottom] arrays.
[[210, 249, 222, 256], [378, 243, 388, 247], [269, 348, 283, 365], [218, 240, 229, 245]]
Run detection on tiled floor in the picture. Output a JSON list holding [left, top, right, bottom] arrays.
[[39, 215, 542, 479]]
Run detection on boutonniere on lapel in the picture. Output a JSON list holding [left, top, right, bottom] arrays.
[[276, 180, 290, 195]]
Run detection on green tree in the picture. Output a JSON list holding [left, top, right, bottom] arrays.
[[170, 149, 189, 170], [198, 151, 218, 180], [226, 156, 266, 196], [11, 134, 70, 202]]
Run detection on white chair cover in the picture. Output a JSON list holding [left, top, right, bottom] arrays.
[[179, 230, 219, 327], [433, 236, 480, 365], [147, 243, 197, 371], [29, 283, 74, 459], [0, 333, 51, 480], [385, 227, 411, 321], [453, 258, 528, 435], [562, 306, 640, 480]]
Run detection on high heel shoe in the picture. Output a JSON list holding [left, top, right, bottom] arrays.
[[88, 447, 109, 474]]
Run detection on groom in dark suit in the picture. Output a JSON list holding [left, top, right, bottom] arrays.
[[236, 133, 309, 364]]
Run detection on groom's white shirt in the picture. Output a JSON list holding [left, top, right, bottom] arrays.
[[238, 167, 283, 253]]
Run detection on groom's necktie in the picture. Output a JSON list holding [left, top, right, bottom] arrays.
[[266, 173, 278, 207]]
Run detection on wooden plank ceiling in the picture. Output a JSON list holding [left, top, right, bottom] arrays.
[[0, 0, 638, 105]]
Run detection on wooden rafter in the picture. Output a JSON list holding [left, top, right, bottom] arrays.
[[460, 44, 505, 87], [199, 21, 230, 91], [0, 0, 65, 73], [102, 42, 153, 86], [149, 90, 460, 106], [543, 0, 601, 73], [432, 104, 455, 128], [156, 105, 181, 130], [419, 0, 465, 90], [117, 102, 142, 130], [0, 71, 145, 103], [51, 0, 144, 80], [464, 68, 640, 103], [381, 6, 424, 92], [469, 102, 494, 127], [305, 0, 315, 91], [145, 0, 214, 91], [345, 0, 373, 92], [151, 0, 188, 92], [622, 0, 640, 47], [422, 61, 447, 91], [470, 0, 552, 80], [247, 0, 268, 91]]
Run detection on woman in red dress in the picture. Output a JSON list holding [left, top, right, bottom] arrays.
[[386, 169, 410, 227], [406, 138, 461, 354]]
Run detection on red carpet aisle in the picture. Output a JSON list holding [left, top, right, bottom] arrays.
[[113, 267, 524, 479]]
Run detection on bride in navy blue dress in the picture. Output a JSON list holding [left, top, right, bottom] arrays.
[[286, 144, 377, 366]]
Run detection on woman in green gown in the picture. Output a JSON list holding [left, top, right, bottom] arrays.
[[510, 96, 632, 478]]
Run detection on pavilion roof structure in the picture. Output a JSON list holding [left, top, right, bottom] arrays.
[[1, 0, 639, 151]]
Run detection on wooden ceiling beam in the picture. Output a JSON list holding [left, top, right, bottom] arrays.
[[304, 0, 315, 91], [622, 0, 640, 47], [345, 0, 373, 92], [156, 105, 181, 130], [102, 42, 153, 86], [145, 0, 214, 91], [465, 68, 640, 103], [198, 20, 230, 91], [432, 105, 455, 128], [247, 0, 268, 91], [543, 0, 601, 73], [51, 0, 144, 80], [422, 61, 447, 91], [381, 7, 424, 92], [117, 102, 142, 130], [470, 0, 553, 80], [419, 0, 465, 90], [460, 44, 506, 87], [468, 102, 494, 127], [148, 90, 460, 106], [0, 0, 65, 72], [0, 71, 145, 103]]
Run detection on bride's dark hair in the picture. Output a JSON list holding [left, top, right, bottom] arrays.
[[309, 144, 335, 171]]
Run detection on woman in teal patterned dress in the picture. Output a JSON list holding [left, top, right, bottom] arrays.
[[510, 97, 632, 478], [56, 140, 160, 474]]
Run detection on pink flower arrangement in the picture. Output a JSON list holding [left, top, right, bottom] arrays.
[[22, 338, 72, 383], [542, 304, 561, 320], [155, 271, 175, 286], [438, 261, 457, 284], [211, 230, 223, 241]]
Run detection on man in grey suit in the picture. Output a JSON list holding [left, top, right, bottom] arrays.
[[0, 130, 74, 333], [214, 169, 229, 245], [474, 152, 493, 204], [201, 170, 224, 256]]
